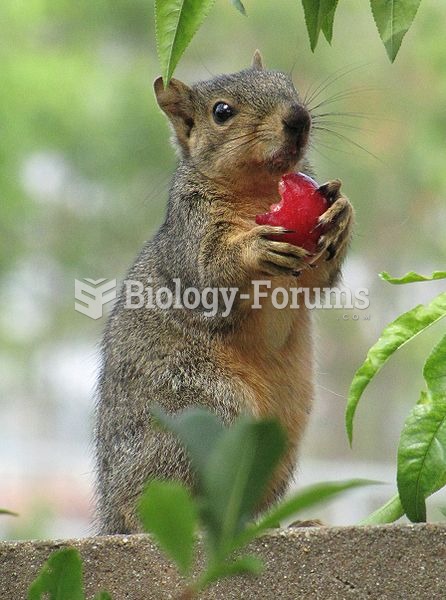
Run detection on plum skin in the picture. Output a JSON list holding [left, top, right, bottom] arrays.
[[256, 172, 328, 253]]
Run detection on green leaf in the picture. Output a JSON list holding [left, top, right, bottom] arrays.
[[370, 0, 422, 62], [28, 548, 84, 600], [231, 0, 246, 15], [359, 493, 405, 525], [380, 270, 446, 285], [397, 393, 446, 522], [200, 555, 263, 589], [397, 335, 446, 522], [423, 333, 446, 397], [346, 292, 446, 445], [220, 555, 263, 577], [152, 406, 224, 482], [321, 0, 339, 44], [0, 508, 18, 516], [302, 0, 339, 51], [155, 0, 217, 85], [94, 594, 113, 600], [139, 480, 197, 576], [234, 479, 376, 549], [202, 418, 287, 558]]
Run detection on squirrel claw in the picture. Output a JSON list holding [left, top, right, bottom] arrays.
[[325, 243, 336, 261], [258, 225, 296, 238], [318, 179, 342, 206]]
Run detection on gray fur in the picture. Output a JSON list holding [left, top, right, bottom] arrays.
[[94, 58, 352, 534]]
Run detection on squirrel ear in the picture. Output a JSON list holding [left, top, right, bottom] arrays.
[[251, 50, 264, 70], [154, 77, 193, 117], [154, 77, 195, 154]]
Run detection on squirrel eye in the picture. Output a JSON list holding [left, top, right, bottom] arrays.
[[212, 102, 234, 124]]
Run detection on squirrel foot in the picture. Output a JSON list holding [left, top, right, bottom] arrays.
[[247, 225, 311, 277], [288, 518, 326, 528], [314, 186, 354, 262]]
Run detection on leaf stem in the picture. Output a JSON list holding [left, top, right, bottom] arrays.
[[358, 493, 404, 525], [176, 585, 198, 600]]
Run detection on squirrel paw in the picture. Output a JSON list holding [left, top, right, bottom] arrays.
[[314, 190, 354, 262], [287, 518, 326, 528], [248, 225, 311, 277]]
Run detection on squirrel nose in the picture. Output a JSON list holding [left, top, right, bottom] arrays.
[[282, 104, 311, 137]]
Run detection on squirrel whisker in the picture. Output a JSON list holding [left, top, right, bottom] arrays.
[[312, 119, 375, 134], [303, 61, 372, 107], [312, 126, 382, 163], [308, 86, 378, 113]]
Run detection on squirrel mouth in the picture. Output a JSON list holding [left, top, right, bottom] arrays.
[[267, 142, 307, 173]]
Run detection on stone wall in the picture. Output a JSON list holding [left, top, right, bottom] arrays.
[[1, 524, 445, 599]]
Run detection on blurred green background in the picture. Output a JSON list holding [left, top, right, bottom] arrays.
[[1, 0, 445, 538]]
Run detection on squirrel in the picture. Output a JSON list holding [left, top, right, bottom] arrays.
[[94, 51, 354, 534]]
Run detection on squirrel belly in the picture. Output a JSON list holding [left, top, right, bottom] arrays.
[[94, 51, 354, 534]]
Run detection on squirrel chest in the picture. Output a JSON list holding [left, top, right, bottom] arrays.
[[213, 290, 315, 446]]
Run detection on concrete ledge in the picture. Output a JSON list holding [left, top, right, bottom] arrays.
[[1, 524, 446, 599]]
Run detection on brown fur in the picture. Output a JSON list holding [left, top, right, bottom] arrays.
[[94, 52, 354, 534]]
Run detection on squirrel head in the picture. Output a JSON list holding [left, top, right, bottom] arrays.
[[154, 51, 311, 191]]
